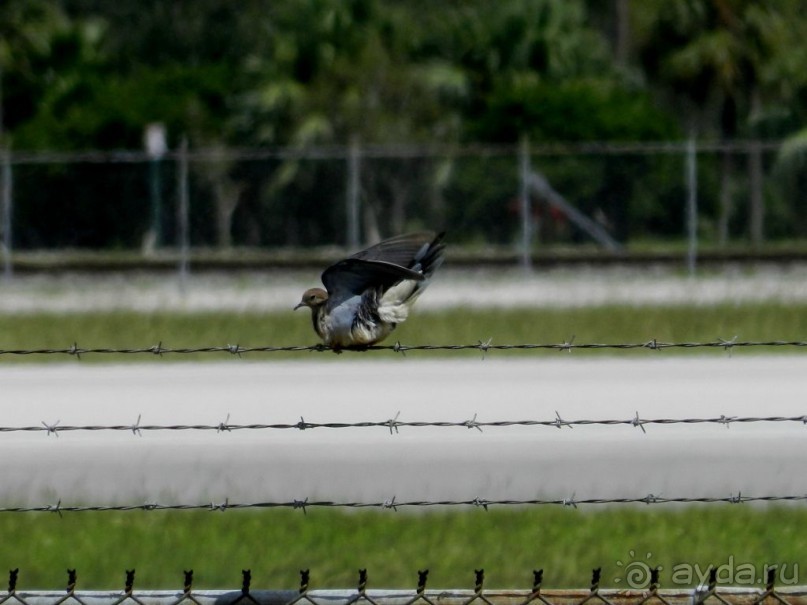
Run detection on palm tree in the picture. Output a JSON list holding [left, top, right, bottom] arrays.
[[634, 0, 792, 245]]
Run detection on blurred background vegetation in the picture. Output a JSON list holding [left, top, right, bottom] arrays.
[[2, 0, 807, 251]]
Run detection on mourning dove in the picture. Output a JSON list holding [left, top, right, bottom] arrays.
[[295, 231, 445, 349]]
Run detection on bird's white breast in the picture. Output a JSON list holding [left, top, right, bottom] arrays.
[[319, 295, 392, 347]]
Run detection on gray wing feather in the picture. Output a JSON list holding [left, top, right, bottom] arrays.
[[322, 259, 423, 304], [348, 232, 442, 268], [321, 231, 445, 307]]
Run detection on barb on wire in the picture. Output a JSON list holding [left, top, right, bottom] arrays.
[[4, 413, 807, 436], [553, 411, 573, 430], [580, 568, 616, 605], [560, 336, 575, 353], [217, 414, 232, 433], [210, 498, 229, 512], [632, 412, 647, 434], [386, 412, 402, 435], [66, 568, 78, 593], [2, 339, 807, 358], [465, 413, 483, 432], [416, 570, 429, 595], [42, 420, 61, 437], [472, 498, 489, 511], [299, 569, 310, 594], [1, 492, 805, 514], [459, 569, 495, 605], [477, 339, 493, 360], [293, 498, 309, 515], [230, 569, 262, 605], [124, 569, 136, 595], [8, 568, 19, 593], [130, 415, 142, 437]]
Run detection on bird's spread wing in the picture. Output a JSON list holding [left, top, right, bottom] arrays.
[[347, 232, 439, 267], [322, 259, 424, 303]]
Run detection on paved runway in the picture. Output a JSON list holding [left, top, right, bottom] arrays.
[[2, 357, 806, 508]]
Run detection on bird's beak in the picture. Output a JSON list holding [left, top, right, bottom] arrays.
[[294, 302, 305, 310]]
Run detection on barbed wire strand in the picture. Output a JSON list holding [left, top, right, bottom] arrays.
[[1, 493, 805, 514], [4, 413, 807, 436], [1, 338, 806, 358]]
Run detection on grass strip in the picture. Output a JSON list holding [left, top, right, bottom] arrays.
[[1, 304, 807, 362], [0, 507, 803, 589]]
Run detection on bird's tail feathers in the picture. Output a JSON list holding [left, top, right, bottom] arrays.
[[410, 231, 446, 280]]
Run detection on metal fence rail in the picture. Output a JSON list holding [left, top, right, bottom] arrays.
[[0, 338, 804, 358], [2, 568, 805, 605], [2, 140, 786, 165]]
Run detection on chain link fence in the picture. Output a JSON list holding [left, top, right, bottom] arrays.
[[0, 140, 800, 269], [2, 568, 806, 605]]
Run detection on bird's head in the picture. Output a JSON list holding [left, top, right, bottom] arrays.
[[294, 287, 329, 311]]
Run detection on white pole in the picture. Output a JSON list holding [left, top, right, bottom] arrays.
[[0, 64, 9, 280], [1, 150, 11, 281], [144, 123, 167, 250]]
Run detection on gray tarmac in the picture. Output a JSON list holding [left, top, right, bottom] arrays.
[[2, 357, 805, 507]]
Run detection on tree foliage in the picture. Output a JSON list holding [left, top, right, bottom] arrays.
[[5, 0, 805, 149]]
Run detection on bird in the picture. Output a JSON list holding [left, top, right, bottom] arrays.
[[295, 231, 445, 349]]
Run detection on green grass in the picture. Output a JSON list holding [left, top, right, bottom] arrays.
[[0, 507, 804, 590], [1, 303, 807, 362]]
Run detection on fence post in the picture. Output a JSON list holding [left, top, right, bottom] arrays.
[[685, 137, 698, 276], [346, 137, 360, 249], [144, 124, 167, 249], [0, 64, 9, 281], [1, 148, 11, 281], [519, 136, 532, 271], [748, 140, 764, 247], [177, 137, 190, 290]]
